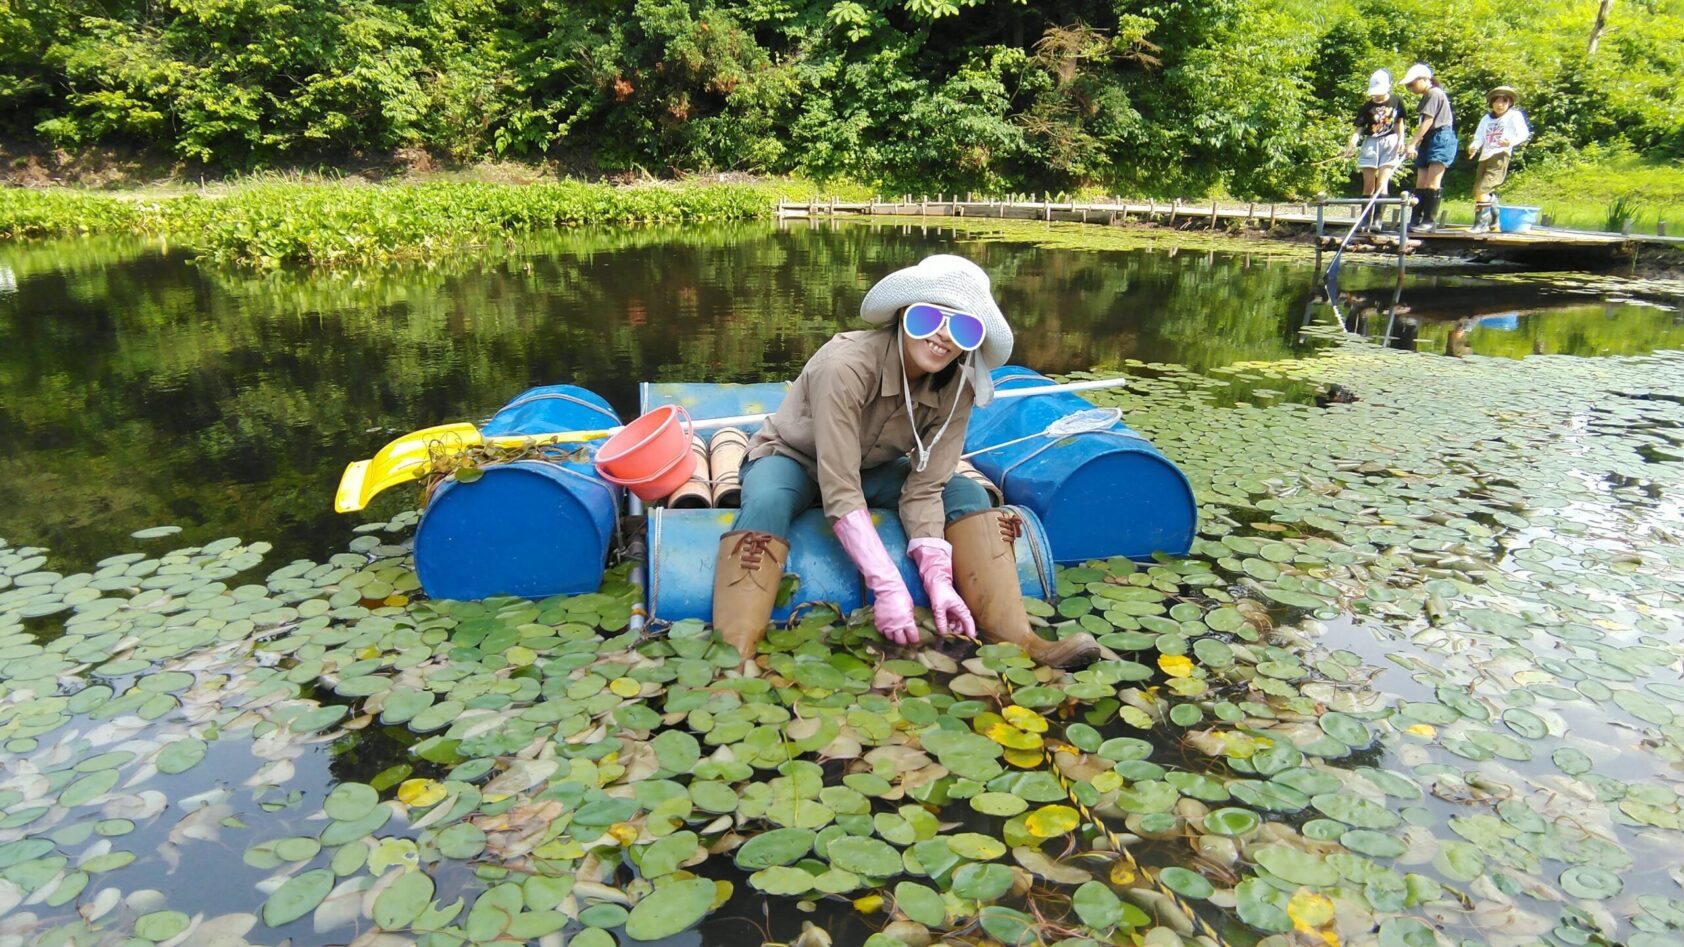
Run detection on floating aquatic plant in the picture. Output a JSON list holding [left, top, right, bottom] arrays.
[[3, 333, 1683, 947]]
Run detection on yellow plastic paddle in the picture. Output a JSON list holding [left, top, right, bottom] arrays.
[[334, 377, 1138, 513], [334, 422, 629, 513], [333, 412, 768, 513]]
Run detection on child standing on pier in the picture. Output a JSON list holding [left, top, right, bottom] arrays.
[[1468, 87, 1531, 233], [1343, 69, 1407, 227], [1402, 62, 1455, 232]]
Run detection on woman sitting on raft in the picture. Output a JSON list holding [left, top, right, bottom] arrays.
[[710, 254, 1101, 669]]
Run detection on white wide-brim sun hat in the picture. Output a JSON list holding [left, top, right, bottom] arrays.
[[860, 254, 1014, 405]]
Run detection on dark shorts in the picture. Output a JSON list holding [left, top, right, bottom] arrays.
[[1417, 127, 1457, 168]]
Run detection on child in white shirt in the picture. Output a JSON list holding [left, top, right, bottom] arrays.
[[1469, 87, 1531, 233]]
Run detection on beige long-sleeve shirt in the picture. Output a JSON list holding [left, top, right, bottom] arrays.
[[745, 329, 974, 540]]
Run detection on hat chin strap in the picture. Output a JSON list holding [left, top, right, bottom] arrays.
[[898, 331, 969, 473]]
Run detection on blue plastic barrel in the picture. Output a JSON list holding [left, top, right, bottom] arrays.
[[415, 386, 622, 600], [646, 505, 1057, 624], [964, 368, 1196, 563]]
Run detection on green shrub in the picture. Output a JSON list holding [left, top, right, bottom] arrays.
[[2, 0, 1680, 197]]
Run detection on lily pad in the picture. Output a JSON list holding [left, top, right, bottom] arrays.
[[894, 881, 946, 926], [262, 868, 334, 927], [951, 862, 1013, 900], [1203, 807, 1261, 836], [827, 837, 902, 877], [623, 877, 716, 941], [1157, 866, 1214, 899], [135, 911, 191, 941], [373, 870, 435, 929], [1253, 844, 1340, 886], [1560, 866, 1622, 900]]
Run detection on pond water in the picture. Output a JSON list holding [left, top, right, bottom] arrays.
[[1, 221, 1682, 947]]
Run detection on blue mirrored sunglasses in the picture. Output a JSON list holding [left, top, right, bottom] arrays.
[[903, 303, 986, 352]]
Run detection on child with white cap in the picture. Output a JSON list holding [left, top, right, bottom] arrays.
[[710, 254, 1101, 670], [1341, 69, 1408, 227]]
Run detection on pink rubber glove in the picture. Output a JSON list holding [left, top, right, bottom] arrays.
[[908, 538, 977, 640], [833, 509, 919, 645]]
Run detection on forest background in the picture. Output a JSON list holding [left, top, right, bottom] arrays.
[[2, 0, 1681, 217]]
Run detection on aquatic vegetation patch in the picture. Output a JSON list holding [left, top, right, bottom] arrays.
[[3, 335, 1684, 947], [0, 181, 772, 268], [0, 190, 149, 240]]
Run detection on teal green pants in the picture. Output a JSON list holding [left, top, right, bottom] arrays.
[[731, 454, 989, 539]]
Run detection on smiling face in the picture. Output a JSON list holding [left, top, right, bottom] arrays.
[[1490, 96, 1512, 115], [900, 316, 965, 379]]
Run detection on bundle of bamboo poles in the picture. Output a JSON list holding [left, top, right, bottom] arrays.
[[665, 429, 750, 509]]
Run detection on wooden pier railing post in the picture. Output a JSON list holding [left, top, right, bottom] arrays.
[[1398, 191, 1412, 276]]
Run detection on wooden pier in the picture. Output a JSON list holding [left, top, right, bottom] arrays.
[[776, 195, 1684, 266], [777, 196, 1340, 229]]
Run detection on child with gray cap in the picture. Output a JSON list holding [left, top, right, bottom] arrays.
[[1403, 62, 1455, 231]]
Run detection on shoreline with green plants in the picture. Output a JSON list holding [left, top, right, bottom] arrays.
[[6, 171, 1682, 279], [0, 178, 777, 269]]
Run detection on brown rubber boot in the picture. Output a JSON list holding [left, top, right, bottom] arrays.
[[712, 530, 789, 661], [947, 509, 1101, 669]]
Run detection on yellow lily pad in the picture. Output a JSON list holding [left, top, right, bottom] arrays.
[[1024, 804, 1081, 838], [396, 778, 447, 808]]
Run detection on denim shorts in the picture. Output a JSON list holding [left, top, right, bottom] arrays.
[[1417, 127, 1458, 168]]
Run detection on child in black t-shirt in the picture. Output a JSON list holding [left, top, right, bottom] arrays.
[[1342, 69, 1406, 227]]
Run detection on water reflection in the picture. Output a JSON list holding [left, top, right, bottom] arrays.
[[0, 226, 1328, 567], [2, 226, 1676, 569], [1325, 273, 1684, 358]]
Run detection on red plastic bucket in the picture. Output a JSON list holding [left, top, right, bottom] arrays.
[[594, 405, 696, 501]]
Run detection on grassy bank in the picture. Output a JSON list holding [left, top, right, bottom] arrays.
[[1440, 150, 1684, 234], [1, 177, 778, 267]]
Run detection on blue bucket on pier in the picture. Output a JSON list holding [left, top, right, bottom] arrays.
[[415, 385, 622, 600], [646, 505, 1056, 624], [965, 367, 1196, 563], [1497, 206, 1540, 234]]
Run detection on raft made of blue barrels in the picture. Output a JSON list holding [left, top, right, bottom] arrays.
[[645, 374, 1197, 565], [412, 372, 1196, 602], [414, 385, 623, 601], [966, 367, 1196, 563]]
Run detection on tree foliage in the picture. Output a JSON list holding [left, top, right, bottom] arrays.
[[3, 0, 1680, 197]]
